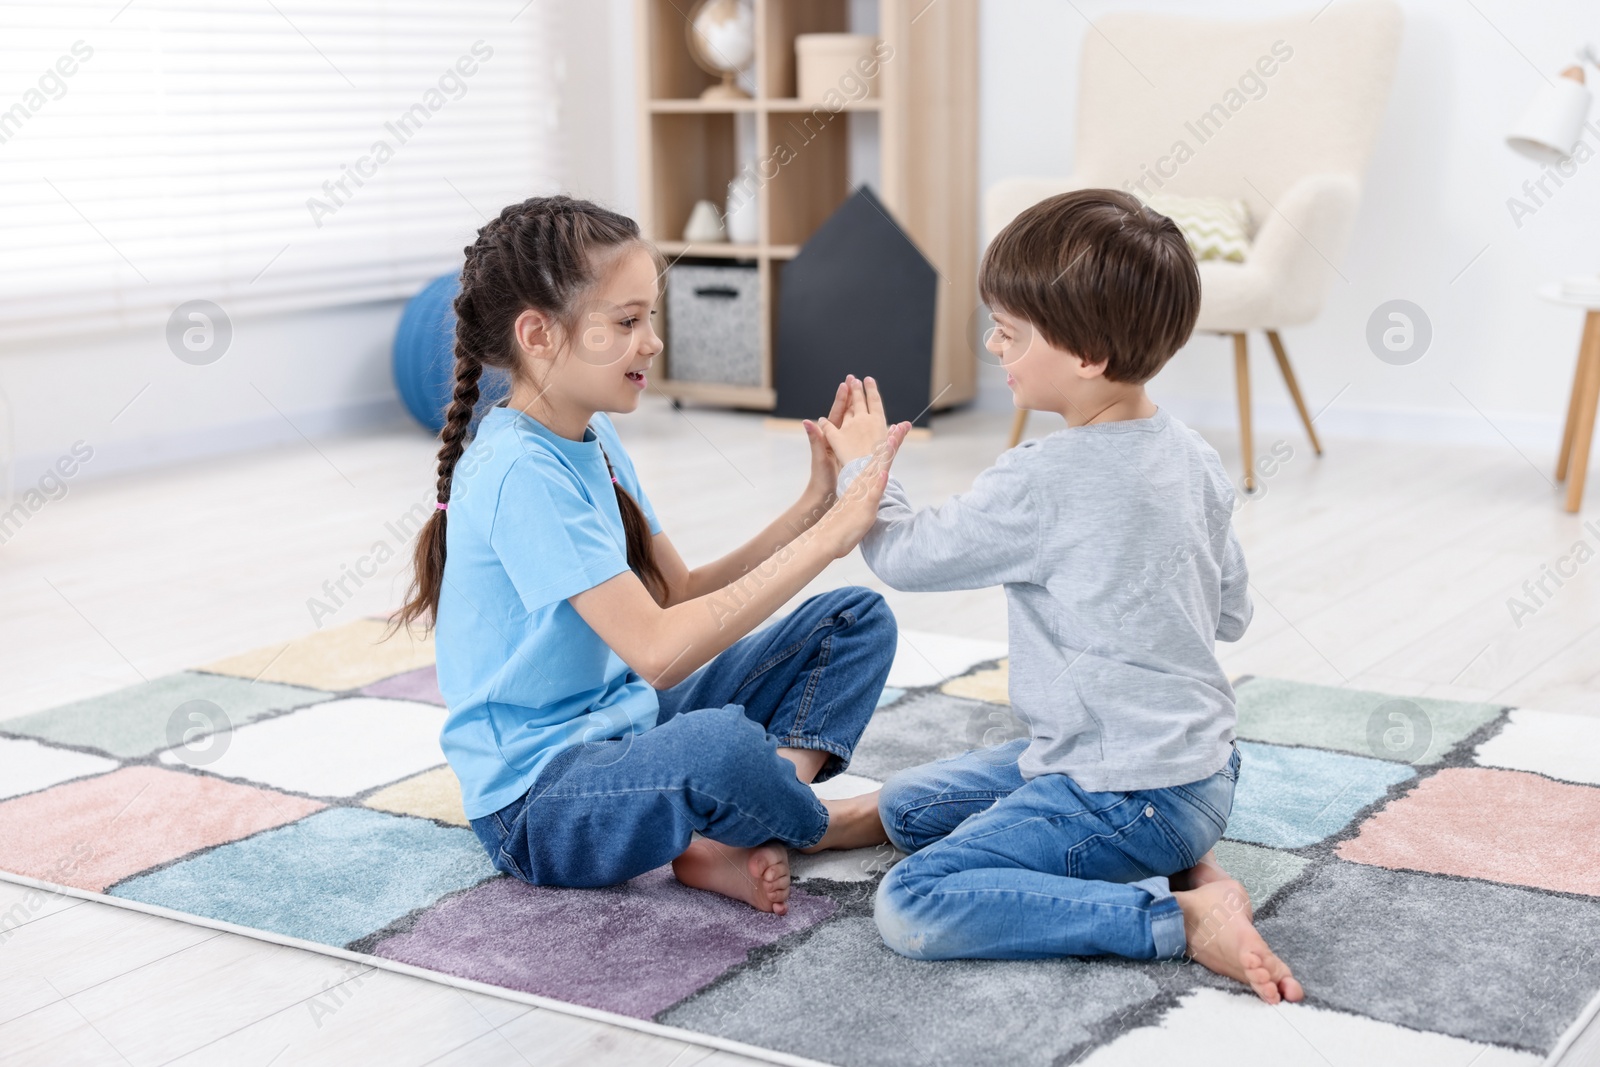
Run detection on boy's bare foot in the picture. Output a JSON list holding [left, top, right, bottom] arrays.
[[671, 838, 792, 915], [800, 791, 888, 853], [1171, 851, 1245, 912], [1175, 878, 1304, 1005]]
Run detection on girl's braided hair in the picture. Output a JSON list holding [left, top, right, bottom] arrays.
[[395, 195, 666, 633]]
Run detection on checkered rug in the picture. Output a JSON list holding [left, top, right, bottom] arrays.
[[2, 618, 1598, 1066]]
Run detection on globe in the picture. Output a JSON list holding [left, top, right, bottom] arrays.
[[687, 0, 753, 101]]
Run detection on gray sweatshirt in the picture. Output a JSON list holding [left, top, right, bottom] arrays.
[[838, 409, 1248, 792]]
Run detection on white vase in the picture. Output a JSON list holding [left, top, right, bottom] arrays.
[[683, 199, 727, 243], [725, 181, 758, 244]]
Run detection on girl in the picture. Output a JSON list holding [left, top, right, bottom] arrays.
[[397, 195, 911, 914]]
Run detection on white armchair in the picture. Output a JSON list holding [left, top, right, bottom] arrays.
[[988, 1, 1402, 488]]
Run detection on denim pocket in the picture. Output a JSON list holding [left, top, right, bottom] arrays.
[[495, 846, 529, 881], [468, 811, 506, 853], [1220, 744, 1241, 783], [1170, 771, 1234, 840], [469, 794, 530, 879], [1136, 802, 1200, 873]]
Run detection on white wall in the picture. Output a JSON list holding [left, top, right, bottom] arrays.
[[978, 0, 1600, 448], [555, 0, 640, 219], [1, 301, 409, 493]]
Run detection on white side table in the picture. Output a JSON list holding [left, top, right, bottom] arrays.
[[1541, 283, 1600, 513]]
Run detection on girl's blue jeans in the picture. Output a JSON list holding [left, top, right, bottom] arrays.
[[875, 740, 1240, 961], [469, 586, 895, 888]]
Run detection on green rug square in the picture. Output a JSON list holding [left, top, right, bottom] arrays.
[[1211, 840, 1310, 909], [1, 673, 331, 759], [1235, 678, 1502, 765]]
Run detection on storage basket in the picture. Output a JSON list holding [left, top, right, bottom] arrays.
[[665, 262, 762, 386]]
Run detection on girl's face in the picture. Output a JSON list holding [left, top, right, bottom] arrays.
[[517, 245, 663, 427], [566, 245, 663, 414]]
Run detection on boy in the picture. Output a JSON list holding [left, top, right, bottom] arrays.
[[818, 189, 1302, 1003]]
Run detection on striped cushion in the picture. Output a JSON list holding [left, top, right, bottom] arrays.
[[1139, 192, 1254, 263]]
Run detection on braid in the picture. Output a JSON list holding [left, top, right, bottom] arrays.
[[599, 445, 668, 605], [434, 295, 487, 507]]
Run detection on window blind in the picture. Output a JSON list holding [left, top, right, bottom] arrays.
[[0, 0, 559, 344]]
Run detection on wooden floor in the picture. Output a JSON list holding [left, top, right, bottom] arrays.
[[3, 396, 1597, 1065]]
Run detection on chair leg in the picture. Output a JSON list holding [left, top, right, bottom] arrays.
[[1007, 408, 1028, 450], [1233, 333, 1255, 492], [1266, 330, 1323, 456], [1564, 311, 1600, 513], [1557, 317, 1593, 482]]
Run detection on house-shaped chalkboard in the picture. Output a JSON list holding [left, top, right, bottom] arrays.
[[774, 186, 938, 427]]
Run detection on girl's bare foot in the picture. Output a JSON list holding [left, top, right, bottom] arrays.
[[800, 791, 888, 853], [671, 838, 792, 915], [1174, 878, 1304, 1005]]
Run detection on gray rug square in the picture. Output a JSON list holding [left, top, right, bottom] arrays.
[[1241, 860, 1600, 1053], [848, 691, 1028, 783], [660, 914, 1183, 1067]]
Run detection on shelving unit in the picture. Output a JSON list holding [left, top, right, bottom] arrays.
[[635, 0, 979, 412]]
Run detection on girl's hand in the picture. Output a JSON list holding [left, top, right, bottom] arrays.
[[817, 420, 910, 558], [800, 381, 851, 509], [817, 375, 892, 465]]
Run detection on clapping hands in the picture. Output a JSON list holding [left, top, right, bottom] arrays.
[[802, 375, 905, 501], [814, 375, 909, 467], [797, 375, 910, 558]]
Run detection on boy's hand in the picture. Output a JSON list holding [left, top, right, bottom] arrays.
[[818, 375, 902, 466], [817, 419, 911, 558]]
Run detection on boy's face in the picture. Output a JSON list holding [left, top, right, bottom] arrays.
[[987, 307, 1106, 415]]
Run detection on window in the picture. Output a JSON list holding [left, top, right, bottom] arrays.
[[0, 0, 559, 343]]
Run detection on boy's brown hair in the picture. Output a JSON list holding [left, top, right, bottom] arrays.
[[979, 188, 1201, 384]]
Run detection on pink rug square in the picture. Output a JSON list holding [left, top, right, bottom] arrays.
[[1336, 766, 1600, 897], [0, 766, 324, 892]]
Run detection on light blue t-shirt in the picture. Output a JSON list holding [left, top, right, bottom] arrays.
[[435, 405, 662, 820]]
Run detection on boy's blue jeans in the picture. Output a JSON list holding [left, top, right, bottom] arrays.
[[469, 586, 895, 888], [875, 740, 1240, 961]]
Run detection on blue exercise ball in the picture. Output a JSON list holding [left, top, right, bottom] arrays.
[[393, 271, 510, 434], [393, 273, 462, 434]]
